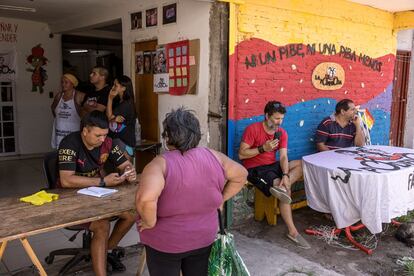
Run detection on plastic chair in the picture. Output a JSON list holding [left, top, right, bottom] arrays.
[[42, 151, 92, 275]]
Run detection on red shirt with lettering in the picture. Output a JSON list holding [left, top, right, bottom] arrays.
[[241, 122, 288, 169]]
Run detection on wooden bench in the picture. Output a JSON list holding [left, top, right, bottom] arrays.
[[249, 177, 307, 225]]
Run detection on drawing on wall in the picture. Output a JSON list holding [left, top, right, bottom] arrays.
[[143, 51, 152, 74], [26, 44, 48, 93], [228, 38, 395, 161], [131, 11, 143, 30], [0, 50, 16, 81], [163, 3, 177, 25], [154, 73, 169, 93], [135, 51, 143, 74], [146, 8, 158, 27], [312, 62, 345, 90]]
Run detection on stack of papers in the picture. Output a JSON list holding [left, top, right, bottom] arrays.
[[77, 187, 118, 198]]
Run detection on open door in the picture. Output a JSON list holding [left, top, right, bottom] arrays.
[[134, 40, 159, 172]]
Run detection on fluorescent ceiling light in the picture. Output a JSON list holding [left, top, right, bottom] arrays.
[[0, 5, 36, 12], [69, 49, 89, 54]]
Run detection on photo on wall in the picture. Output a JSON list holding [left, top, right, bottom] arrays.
[[146, 7, 158, 27], [163, 3, 177, 25], [143, 51, 152, 74], [155, 46, 167, 74], [135, 51, 144, 74], [152, 51, 158, 74], [131, 11, 143, 30]]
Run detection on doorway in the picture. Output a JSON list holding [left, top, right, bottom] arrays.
[[134, 40, 159, 172], [0, 81, 16, 156]]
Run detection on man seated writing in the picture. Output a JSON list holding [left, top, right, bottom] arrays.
[[315, 98, 365, 151], [58, 111, 136, 275], [239, 100, 310, 249]]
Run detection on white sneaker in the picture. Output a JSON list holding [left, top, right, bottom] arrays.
[[269, 186, 292, 204]]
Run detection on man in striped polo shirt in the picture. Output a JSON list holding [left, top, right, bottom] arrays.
[[315, 99, 365, 151]]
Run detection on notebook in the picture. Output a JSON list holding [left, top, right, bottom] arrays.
[[77, 187, 118, 198]]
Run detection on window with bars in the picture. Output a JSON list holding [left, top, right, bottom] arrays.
[[0, 82, 16, 154]]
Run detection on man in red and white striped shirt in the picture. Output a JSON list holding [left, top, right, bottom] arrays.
[[315, 99, 365, 151]]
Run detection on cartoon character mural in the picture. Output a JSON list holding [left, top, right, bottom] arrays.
[[26, 44, 48, 93]]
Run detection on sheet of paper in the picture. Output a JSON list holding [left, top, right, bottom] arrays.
[[77, 187, 118, 198]]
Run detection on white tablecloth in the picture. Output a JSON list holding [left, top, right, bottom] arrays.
[[303, 145, 414, 234]]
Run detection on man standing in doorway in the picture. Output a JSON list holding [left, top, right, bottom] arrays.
[[82, 66, 111, 116], [315, 98, 365, 151], [239, 101, 310, 249]]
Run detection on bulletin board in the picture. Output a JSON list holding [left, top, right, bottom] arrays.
[[165, 39, 199, 95]]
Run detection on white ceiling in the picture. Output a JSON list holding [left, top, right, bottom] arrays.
[[0, 0, 413, 27], [0, 0, 137, 25], [348, 0, 414, 12]]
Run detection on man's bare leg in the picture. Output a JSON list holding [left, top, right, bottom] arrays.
[[287, 160, 303, 185], [108, 211, 136, 250], [89, 219, 110, 276], [273, 178, 298, 237]]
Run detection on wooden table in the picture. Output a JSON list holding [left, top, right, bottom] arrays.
[[0, 183, 137, 275]]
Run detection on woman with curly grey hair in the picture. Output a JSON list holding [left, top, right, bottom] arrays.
[[136, 107, 247, 276]]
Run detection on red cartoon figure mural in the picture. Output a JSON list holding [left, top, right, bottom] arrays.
[[26, 44, 48, 93]]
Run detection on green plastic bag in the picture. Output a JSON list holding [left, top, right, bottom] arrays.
[[208, 210, 250, 276]]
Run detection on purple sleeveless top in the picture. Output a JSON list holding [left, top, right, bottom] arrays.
[[139, 147, 225, 253]]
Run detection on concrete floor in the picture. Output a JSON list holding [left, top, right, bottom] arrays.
[[0, 157, 346, 276]]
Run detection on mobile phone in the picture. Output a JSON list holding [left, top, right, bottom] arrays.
[[274, 131, 282, 140]]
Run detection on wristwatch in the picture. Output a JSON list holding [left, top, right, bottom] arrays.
[[282, 173, 290, 178], [99, 177, 106, 187]]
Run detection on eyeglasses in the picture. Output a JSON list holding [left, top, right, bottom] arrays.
[[273, 103, 284, 109]]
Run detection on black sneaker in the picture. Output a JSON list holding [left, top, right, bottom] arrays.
[[107, 252, 126, 272]]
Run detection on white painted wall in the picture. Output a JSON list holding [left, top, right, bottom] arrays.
[[50, 0, 212, 146], [397, 29, 413, 51], [0, 17, 61, 155], [123, 0, 211, 145]]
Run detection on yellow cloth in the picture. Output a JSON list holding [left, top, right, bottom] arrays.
[[20, 190, 59, 206]]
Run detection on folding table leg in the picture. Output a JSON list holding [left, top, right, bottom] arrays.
[[136, 247, 146, 276], [0, 241, 7, 259], [20, 238, 47, 276]]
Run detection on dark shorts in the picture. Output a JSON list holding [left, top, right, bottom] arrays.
[[247, 162, 283, 197], [145, 244, 213, 276]]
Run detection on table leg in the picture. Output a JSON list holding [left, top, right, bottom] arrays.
[[0, 241, 7, 259], [20, 238, 47, 276], [136, 247, 146, 276]]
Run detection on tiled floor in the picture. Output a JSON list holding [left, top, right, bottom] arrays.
[[0, 158, 140, 275]]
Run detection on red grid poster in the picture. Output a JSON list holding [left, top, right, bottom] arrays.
[[166, 40, 189, 95]]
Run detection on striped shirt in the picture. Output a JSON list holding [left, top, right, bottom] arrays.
[[315, 115, 356, 150]]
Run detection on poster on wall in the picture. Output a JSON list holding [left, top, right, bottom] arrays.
[[166, 40, 189, 95], [155, 46, 167, 74], [143, 51, 152, 74], [0, 49, 17, 81], [131, 11, 143, 30], [146, 8, 158, 27], [26, 44, 48, 93], [163, 3, 177, 25], [135, 51, 143, 74], [152, 51, 158, 74], [154, 73, 169, 92]]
